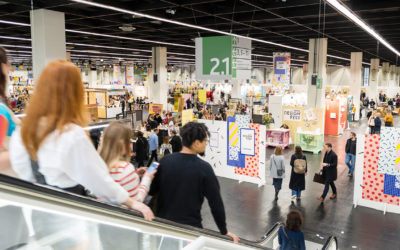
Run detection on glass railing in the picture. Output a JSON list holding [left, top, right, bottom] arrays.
[[322, 236, 338, 250], [0, 174, 273, 250], [0, 173, 338, 250]]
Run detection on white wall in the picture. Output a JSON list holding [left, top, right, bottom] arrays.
[[291, 67, 305, 85], [326, 66, 351, 86]]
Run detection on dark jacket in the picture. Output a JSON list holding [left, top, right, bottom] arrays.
[[170, 135, 182, 153], [345, 138, 357, 155], [322, 150, 338, 183], [148, 119, 158, 129], [289, 154, 307, 191], [134, 137, 148, 162], [374, 117, 382, 131]]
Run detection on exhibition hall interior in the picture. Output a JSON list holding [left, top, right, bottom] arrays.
[[1, 0, 400, 249]]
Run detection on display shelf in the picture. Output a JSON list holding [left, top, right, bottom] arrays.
[[295, 131, 323, 154], [266, 129, 290, 149]]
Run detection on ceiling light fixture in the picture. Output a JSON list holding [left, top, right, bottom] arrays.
[[0, 35, 30, 41], [69, 0, 308, 52], [118, 24, 136, 32], [327, 0, 400, 57], [66, 29, 194, 48], [0, 20, 30, 26]]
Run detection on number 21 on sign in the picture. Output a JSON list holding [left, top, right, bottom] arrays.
[[210, 57, 229, 75]]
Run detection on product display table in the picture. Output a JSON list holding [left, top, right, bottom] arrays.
[[295, 131, 323, 154], [266, 129, 290, 149]]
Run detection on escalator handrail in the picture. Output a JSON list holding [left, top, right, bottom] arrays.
[[0, 174, 273, 249], [321, 236, 338, 250]]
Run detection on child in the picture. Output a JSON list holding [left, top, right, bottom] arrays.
[[98, 121, 155, 202], [159, 136, 172, 157]]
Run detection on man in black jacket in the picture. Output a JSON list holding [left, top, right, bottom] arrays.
[[149, 122, 239, 243], [318, 143, 338, 202], [169, 130, 182, 153], [345, 132, 357, 177]]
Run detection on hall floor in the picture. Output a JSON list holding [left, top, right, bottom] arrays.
[[202, 117, 400, 250]]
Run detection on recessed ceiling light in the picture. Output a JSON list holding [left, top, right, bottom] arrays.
[[150, 20, 162, 25], [119, 24, 136, 32], [165, 9, 176, 15]]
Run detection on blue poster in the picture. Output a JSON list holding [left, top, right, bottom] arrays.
[[383, 174, 400, 197]]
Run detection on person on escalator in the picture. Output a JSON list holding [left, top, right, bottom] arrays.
[[99, 121, 155, 202], [278, 210, 306, 250], [149, 122, 240, 244], [9, 60, 154, 250]]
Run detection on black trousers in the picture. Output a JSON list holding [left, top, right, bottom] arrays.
[[147, 150, 158, 167], [321, 181, 337, 199]]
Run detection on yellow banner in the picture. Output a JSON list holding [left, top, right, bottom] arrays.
[[149, 104, 163, 114], [198, 89, 207, 103], [182, 109, 194, 126]]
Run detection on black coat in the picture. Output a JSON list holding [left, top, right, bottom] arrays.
[[170, 135, 182, 153], [322, 150, 338, 182], [134, 137, 148, 162], [289, 154, 307, 191]]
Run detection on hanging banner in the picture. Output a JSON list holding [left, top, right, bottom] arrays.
[[125, 65, 134, 86], [195, 36, 251, 80], [149, 104, 163, 114], [198, 89, 207, 103], [181, 109, 194, 126], [273, 52, 291, 90], [113, 64, 122, 85]]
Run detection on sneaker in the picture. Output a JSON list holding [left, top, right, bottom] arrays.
[[318, 197, 324, 202], [348, 173, 353, 177], [330, 194, 337, 200], [291, 195, 296, 201], [296, 197, 301, 201]]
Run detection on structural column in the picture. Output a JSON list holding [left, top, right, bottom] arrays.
[[149, 47, 168, 108], [350, 52, 362, 121], [307, 38, 328, 108], [369, 58, 379, 101], [30, 9, 66, 79]]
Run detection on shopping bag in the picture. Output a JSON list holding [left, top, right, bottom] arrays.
[[313, 172, 325, 184]]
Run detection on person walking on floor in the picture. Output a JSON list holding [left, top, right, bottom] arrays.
[[384, 112, 394, 127], [368, 112, 375, 134], [289, 146, 307, 201], [374, 113, 382, 134], [318, 143, 338, 202], [345, 132, 357, 177], [278, 210, 306, 250], [133, 131, 148, 168], [149, 122, 239, 243], [147, 128, 159, 167], [270, 146, 285, 200]]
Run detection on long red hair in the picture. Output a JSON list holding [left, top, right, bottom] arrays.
[[21, 60, 87, 160]]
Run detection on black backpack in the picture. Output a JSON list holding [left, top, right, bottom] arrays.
[[164, 148, 171, 155]]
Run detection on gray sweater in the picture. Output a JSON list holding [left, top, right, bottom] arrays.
[[270, 154, 285, 179]]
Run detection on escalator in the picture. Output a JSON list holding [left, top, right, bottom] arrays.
[[0, 175, 338, 250]]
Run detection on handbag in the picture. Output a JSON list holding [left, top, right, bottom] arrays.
[[272, 155, 284, 177], [281, 225, 299, 250], [313, 171, 325, 185]]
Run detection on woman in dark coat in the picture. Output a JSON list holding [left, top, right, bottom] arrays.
[[289, 146, 307, 201], [133, 131, 148, 168]]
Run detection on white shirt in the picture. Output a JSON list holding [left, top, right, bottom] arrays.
[[9, 124, 129, 204]]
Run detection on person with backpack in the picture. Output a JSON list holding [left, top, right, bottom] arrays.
[[289, 146, 307, 201], [278, 210, 306, 250], [159, 136, 172, 158], [133, 131, 148, 168], [270, 146, 285, 200]]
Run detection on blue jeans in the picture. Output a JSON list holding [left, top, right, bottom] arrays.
[[345, 153, 356, 174], [292, 189, 301, 198]]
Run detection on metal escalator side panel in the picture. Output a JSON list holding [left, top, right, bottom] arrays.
[[322, 236, 338, 250]]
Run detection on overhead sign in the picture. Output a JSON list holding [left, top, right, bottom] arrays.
[[113, 64, 121, 85], [182, 109, 194, 126], [125, 65, 134, 85], [273, 52, 291, 90], [283, 109, 301, 121], [195, 36, 251, 80], [149, 104, 163, 114]]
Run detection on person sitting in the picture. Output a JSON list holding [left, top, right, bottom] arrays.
[[384, 112, 394, 127], [278, 210, 306, 250], [149, 122, 239, 243], [148, 114, 158, 130], [99, 121, 155, 202]]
